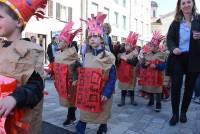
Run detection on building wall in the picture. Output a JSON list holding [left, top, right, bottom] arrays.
[[23, 0, 82, 63], [161, 12, 174, 35], [130, 0, 151, 46], [23, 0, 151, 62]]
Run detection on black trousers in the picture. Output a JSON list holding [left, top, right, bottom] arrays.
[[171, 52, 198, 114]]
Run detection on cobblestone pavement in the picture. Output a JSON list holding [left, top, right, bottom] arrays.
[[43, 79, 200, 134]]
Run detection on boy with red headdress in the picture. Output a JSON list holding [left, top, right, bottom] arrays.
[[138, 31, 166, 112], [75, 12, 116, 134], [52, 20, 81, 126], [117, 32, 139, 107], [0, 0, 47, 133]]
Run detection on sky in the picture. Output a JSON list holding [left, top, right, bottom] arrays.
[[154, 0, 200, 15]]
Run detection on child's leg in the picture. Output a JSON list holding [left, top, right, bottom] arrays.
[[63, 107, 76, 126], [155, 93, 162, 112], [76, 121, 87, 134], [118, 90, 127, 107], [129, 90, 138, 106], [97, 124, 107, 134], [147, 93, 154, 106]]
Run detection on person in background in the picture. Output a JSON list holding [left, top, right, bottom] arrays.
[[30, 36, 37, 43], [166, 0, 200, 126], [103, 23, 114, 54], [47, 36, 59, 63]]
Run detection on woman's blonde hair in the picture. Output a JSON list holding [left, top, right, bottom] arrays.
[[174, 0, 198, 21]]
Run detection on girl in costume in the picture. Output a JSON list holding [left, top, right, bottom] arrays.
[[138, 31, 166, 112], [52, 21, 81, 126], [117, 32, 139, 107], [75, 12, 116, 134]]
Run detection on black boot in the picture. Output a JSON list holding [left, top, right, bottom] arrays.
[[118, 90, 126, 107], [154, 102, 161, 112], [96, 124, 107, 134], [169, 114, 179, 126], [129, 91, 137, 106], [154, 93, 161, 112], [180, 113, 187, 123], [147, 93, 154, 106], [63, 107, 76, 126]]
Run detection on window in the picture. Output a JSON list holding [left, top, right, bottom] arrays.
[[60, 5, 67, 21], [56, 3, 68, 21], [123, 0, 126, 7], [56, 3, 61, 19], [68, 7, 72, 21], [114, 0, 119, 4], [135, 18, 138, 32], [153, 10, 156, 17], [91, 2, 98, 14], [114, 12, 118, 27], [48, 0, 53, 17], [122, 15, 126, 30], [104, 7, 109, 23], [112, 35, 118, 42], [121, 37, 126, 43], [141, 21, 144, 35]]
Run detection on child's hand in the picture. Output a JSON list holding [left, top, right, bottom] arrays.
[[0, 96, 16, 117], [145, 61, 150, 66], [101, 95, 108, 102], [0, 127, 6, 134], [72, 80, 77, 86], [150, 64, 156, 68], [121, 55, 127, 61]]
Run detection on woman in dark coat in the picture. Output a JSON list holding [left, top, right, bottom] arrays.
[[166, 0, 200, 126]]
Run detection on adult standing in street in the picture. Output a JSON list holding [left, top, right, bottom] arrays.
[[166, 0, 200, 126], [47, 36, 59, 63]]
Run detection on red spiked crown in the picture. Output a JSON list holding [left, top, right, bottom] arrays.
[[150, 31, 165, 46], [126, 32, 138, 47], [0, 0, 47, 25], [59, 21, 82, 45]]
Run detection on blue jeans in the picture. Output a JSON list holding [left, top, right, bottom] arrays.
[[194, 74, 200, 97]]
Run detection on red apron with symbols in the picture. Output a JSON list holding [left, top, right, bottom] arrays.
[[75, 67, 107, 113], [117, 59, 134, 84], [139, 60, 163, 86], [0, 75, 29, 134], [53, 63, 74, 103]]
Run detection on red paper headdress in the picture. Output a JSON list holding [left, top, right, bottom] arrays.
[[59, 20, 82, 45], [126, 32, 138, 47], [81, 12, 107, 37], [150, 31, 165, 46], [0, 0, 47, 25]]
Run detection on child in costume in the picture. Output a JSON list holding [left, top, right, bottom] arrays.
[[52, 21, 81, 126], [117, 32, 139, 107], [138, 31, 166, 112], [75, 12, 116, 134], [0, 0, 46, 133]]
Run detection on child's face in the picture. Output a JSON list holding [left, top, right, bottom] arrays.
[[125, 44, 134, 52], [89, 35, 102, 48], [0, 8, 19, 38]]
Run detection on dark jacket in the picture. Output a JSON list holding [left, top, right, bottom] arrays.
[[166, 15, 200, 75], [10, 71, 44, 109]]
